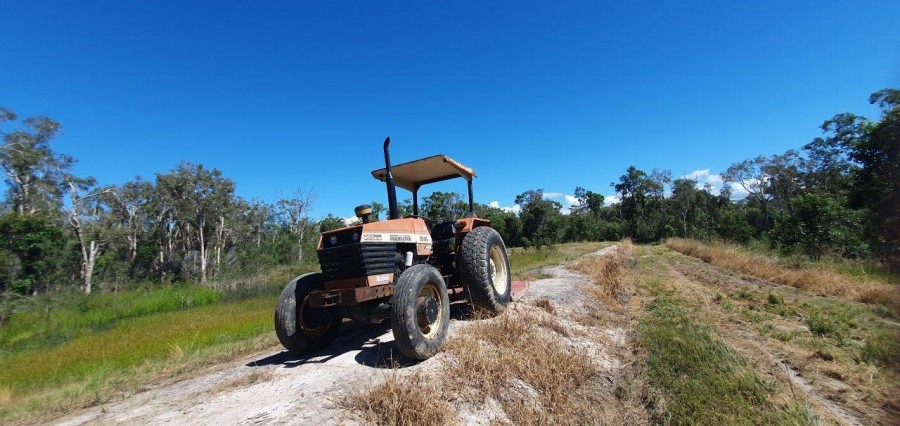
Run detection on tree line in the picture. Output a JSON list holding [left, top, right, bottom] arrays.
[[0, 88, 897, 298]]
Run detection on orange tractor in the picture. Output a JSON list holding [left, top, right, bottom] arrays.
[[275, 137, 513, 360]]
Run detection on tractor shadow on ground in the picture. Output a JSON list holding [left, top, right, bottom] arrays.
[[247, 302, 477, 370]]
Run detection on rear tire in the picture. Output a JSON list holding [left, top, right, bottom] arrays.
[[459, 226, 511, 313], [391, 265, 451, 361], [274, 273, 340, 354]]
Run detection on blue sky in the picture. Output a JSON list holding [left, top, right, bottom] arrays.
[[2, 1, 898, 218]]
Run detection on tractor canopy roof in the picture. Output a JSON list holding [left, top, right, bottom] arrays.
[[371, 155, 476, 192]]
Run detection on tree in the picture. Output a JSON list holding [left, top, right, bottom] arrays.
[[572, 186, 604, 215], [64, 175, 111, 295], [421, 191, 466, 224], [670, 178, 698, 237], [239, 198, 275, 248], [764, 150, 802, 220], [0, 212, 65, 294], [613, 166, 666, 241], [0, 111, 73, 216], [318, 214, 347, 233], [851, 89, 900, 263], [276, 187, 315, 264], [103, 178, 154, 264], [515, 189, 562, 249], [770, 193, 867, 259], [723, 156, 773, 230], [157, 163, 235, 285]]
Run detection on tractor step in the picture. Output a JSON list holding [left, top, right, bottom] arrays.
[[511, 280, 529, 302]]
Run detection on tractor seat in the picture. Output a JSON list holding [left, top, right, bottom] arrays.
[[430, 220, 457, 241]]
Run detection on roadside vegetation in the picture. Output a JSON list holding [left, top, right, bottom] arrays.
[[666, 238, 899, 312], [642, 244, 900, 424], [0, 263, 309, 422]]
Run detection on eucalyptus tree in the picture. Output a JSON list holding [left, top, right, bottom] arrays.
[[103, 178, 154, 264], [276, 187, 315, 264], [156, 163, 235, 285], [572, 186, 605, 216], [723, 156, 773, 230], [0, 110, 72, 216], [670, 178, 699, 238], [64, 174, 112, 295]]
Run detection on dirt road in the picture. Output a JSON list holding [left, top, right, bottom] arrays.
[[55, 246, 623, 426]]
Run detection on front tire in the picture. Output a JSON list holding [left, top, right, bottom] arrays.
[[391, 265, 451, 361], [459, 226, 512, 313], [274, 273, 340, 354]]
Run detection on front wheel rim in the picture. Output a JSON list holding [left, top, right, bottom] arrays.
[[416, 283, 444, 339], [299, 295, 332, 336]]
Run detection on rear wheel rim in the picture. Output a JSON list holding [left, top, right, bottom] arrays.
[[416, 282, 444, 339], [489, 245, 509, 294]]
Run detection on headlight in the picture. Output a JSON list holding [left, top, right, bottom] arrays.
[[329, 236, 338, 246], [352, 233, 359, 242]]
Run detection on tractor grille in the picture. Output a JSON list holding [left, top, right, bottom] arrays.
[[317, 243, 397, 281]]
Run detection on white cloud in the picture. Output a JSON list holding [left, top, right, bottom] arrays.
[[728, 182, 751, 199], [543, 192, 563, 199], [681, 169, 710, 181], [488, 200, 521, 214], [564, 195, 579, 206], [342, 216, 359, 226], [604, 195, 621, 206], [706, 174, 723, 186]]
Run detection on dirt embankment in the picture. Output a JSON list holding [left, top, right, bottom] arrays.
[[54, 246, 630, 426]]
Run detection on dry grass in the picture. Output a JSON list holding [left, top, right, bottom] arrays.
[[0, 387, 10, 408], [442, 308, 602, 425], [345, 371, 452, 426], [343, 240, 641, 425], [533, 299, 555, 315], [344, 306, 608, 425], [666, 238, 899, 311], [573, 239, 634, 307]]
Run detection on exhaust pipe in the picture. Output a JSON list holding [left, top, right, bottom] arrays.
[[383, 137, 399, 220]]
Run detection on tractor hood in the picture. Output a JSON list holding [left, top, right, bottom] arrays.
[[318, 218, 432, 250]]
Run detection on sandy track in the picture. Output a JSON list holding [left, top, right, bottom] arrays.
[[54, 246, 621, 426]]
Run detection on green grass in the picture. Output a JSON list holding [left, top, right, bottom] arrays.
[[636, 292, 814, 424], [0, 294, 276, 420], [861, 330, 900, 367], [0, 286, 225, 356], [0, 263, 316, 421], [508, 241, 610, 280]]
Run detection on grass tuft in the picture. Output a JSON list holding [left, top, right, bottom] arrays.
[[573, 239, 633, 306], [345, 371, 452, 426], [861, 330, 900, 367], [534, 299, 555, 315]]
